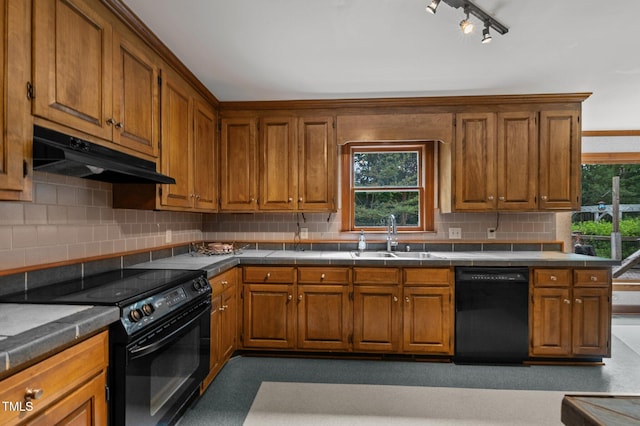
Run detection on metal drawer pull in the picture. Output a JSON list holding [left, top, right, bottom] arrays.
[[25, 388, 44, 402], [550, 276, 557, 281], [265, 273, 271, 280], [563, 299, 571, 304], [221, 280, 228, 286], [575, 299, 582, 304], [590, 276, 598, 281], [320, 274, 325, 280]]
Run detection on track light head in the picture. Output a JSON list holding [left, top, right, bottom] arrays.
[[426, 0, 441, 14], [481, 22, 492, 44], [459, 7, 474, 34]]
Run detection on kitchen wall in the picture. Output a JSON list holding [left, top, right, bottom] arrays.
[[0, 172, 569, 272], [0, 172, 203, 270], [203, 210, 561, 244]]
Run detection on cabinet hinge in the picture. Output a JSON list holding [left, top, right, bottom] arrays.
[[23, 160, 28, 177], [240, 288, 244, 299], [158, 187, 162, 197], [157, 75, 162, 85], [349, 291, 353, 301], [26, 82, 34, 100], [332, 120, 336, 129], [105, 385, 110, 402]]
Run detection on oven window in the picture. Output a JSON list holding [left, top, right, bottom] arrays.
[[149, 326, 200, 416]]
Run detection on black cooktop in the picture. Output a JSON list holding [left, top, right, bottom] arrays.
[[0, 269, 204, 306]]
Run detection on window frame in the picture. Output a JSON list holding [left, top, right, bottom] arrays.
[[340, 142, 435, 233]]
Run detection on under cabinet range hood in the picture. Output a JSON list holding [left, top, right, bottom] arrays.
[[32, 125, 176, 184]]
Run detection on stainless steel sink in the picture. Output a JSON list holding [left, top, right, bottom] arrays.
[[350, 251, 446, 260]]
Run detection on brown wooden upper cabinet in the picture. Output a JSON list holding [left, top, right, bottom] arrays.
[[453, 106, 580, 212], [0, 0, 32, 201], [220, 114, 336, 212], [32, 0, 159, 158]]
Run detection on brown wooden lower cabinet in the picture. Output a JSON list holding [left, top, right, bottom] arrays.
[[353, 284, 401, 352], [297, 283, 351, 351], [0, 331, 108, 426], [402, 286, 453, 354], [530, 268, 610, 358], [242, 283, 296, 349], [202, 269, 237, 392]]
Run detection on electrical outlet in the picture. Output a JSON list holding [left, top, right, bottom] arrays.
[[487, 227, 496, 239], [165, 229, 172, 243], [448, 228, 462, 239], [300, 228, 309, 239]]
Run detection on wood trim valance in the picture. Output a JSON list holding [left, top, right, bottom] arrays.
[[336, 113, 453, 145]]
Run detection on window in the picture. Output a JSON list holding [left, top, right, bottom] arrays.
[[341, 142, 434, 232]]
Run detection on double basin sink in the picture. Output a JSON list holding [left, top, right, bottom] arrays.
[[351, 251, 446, 260]]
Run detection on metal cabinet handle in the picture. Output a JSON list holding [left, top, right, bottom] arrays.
[[393, 296, 398, 302], [265, 273, 271, 280], [221, 280, 228, 286], [299, 197, 303, 202], [115, 122, 123, 129], [550, 276, 557, 281], [287, 294, 293, 301], [405, 297, 410, 303], [25, 388, 43, 402], [298, 295, 303, 301], [219, 306, 225, 312], [106, 118, 115, 126], [590, 276, 598, 282], [488, 195, 494, 201], [575, 299, 582, 304], [320, 273, 325, 280], [541, 195, 548, 200], [288, 197, 293, 202], [563, 299, 571, 304]]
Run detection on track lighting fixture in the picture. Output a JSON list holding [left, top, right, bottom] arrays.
[[459, 6, 474, 34], [426, 0, 508, 43], [481, 22, 492, 43], [426, 0, 441, 14]]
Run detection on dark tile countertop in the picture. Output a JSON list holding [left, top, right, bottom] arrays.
[[0, 304, 118, 378], [133, 249, 619, 274]]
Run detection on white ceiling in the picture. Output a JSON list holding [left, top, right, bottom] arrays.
[[122, 0, 640, 131]]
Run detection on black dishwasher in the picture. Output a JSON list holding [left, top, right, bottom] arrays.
[[454, 267, 529, 364]]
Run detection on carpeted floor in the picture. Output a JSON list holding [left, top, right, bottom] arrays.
[[177, 315, 640, 426]]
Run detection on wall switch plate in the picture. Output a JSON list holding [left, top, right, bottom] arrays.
[[448, 228, 462, 239], [487, 227, 496, 239], [300, 228, 309, 239], [165, 229, 172, 243]]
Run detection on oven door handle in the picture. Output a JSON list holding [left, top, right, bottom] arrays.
[[128, 303, 209, 361]]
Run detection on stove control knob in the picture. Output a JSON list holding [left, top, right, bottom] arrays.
[[193, 279, 202, 291], [129, 309, 143, 322], [141, 303, 155, 316]]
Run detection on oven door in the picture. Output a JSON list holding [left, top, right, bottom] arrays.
[[111, 298, 211, 426]]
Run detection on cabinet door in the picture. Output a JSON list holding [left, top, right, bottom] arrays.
[[202, 295, 222, 391], [353, 285, 400, 352], [572, 288, 610, 356], [298, 116, 336, 211], [192, 99, 217, 210], [160, 71, 192, 208], [33, 0, 113, 140], [402, 286, 453, 354], [220, 118, 258, 211], [242, 284, 295, 349], [539, 109, 581, 210], [0, 0, 31, 200], [27, 371, 107, 426], [530, 287, 572, 356], [220, 285, 237, 360], [259, 117, 297, 210], [454, 112, 497, 210], [496, 111, 538, 210], [112, 33, 159, 157], [297, 284, 350, 350]]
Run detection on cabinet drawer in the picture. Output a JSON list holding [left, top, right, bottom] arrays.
[[574, 269, 610, 287], [533, 269, 571, 287], [353, 267, 400, 285], [210, 268, 236, 295], [243, 266, 295, 283], [0, 331, 108, 426], [403, 268, 451, 286], [298, 267, 350, 284]]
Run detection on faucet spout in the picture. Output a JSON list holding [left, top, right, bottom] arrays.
[[386, 214, 398, 252]]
